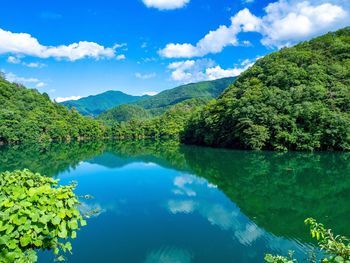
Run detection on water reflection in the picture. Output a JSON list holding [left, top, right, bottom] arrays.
[[1, 140, 349, 262]]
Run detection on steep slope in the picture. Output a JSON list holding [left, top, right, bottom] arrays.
[[182, 27, 350, 151], [0, 76, 105, 144], [132, 77, 236, 115], [61, 90, 148, 116]]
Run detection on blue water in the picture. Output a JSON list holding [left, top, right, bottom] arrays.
[[2, 141, 349, 262]]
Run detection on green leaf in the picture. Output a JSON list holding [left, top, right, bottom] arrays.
[[19, 235, 31, 247]]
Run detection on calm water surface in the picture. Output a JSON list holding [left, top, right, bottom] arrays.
[[1, 141, 349, 262]]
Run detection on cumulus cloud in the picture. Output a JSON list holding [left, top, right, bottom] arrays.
[[142, 0, 190, 10], [135, 72, 157, 79], [116, 54, 126, 60], [35, 82, 46, 88], [159, 8, 260, 58], [7, 56, 21, 64], [4, 71, 48, 89], [5, 72, 39, 84], [6, 56, 47, 68], [55, 96, 82, 103], [159, 0, 350, 58], [0, 28, 119, 61], [168, 58, 254, 83], [25, 62, 46, 68], [142, 91, 159, 96], [260, 0, 349, 47]]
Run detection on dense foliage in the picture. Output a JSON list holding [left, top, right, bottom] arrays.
[[98, 77, 235, 124], [0, 169, 86, 262], [1, 140, 350, 248], [130, 77, 235, 115], [265, 218, 350, 262], [98, 104, 151, 124], [0, 76, 106, 144], [61, 90, 147, 116], [105, 98, 207, 139], [182, 27, 350, 151]]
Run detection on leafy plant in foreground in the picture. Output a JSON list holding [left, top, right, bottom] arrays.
[[265, 251, 297, 263], [305, 218, 350, 262], [0, 169, 86, 262], [265, 218, 350, 263]]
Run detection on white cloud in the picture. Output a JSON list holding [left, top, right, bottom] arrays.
[[168, 59, 214, 83], [168, 58, 254, 83], [142, 91, 159, 96], [7, 56, 21, 64], [135, 72, 157, 79], [25, 62, 46, 68], [0, 28, 118, 61], [6, 56, 47, 68], [36, 82, 46, 88], [55, 96, 82, 103], [116, 54, 126, 60], [159, 0, 350, 57], [5, 72, 39, 83], [159, 8, 260, 58], [260, 0, 349, 47], [4, 71, 48, 89], [205, 66, 246, 80], [142, 0, 190, 10]]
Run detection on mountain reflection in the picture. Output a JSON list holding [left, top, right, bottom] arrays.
[[1, 140, 349, 243]]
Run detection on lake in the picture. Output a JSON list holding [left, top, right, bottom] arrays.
[[1, 140, 349, 262]]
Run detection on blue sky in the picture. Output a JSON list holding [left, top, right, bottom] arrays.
[[0, 0, 349, 101]]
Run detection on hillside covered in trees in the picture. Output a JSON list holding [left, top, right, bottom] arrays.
[[133, 77, 235, 115], [0, 75, 105, 144], [96, 77, 236, 136], [61, 90, 148, 116], [105, 98, 207, 139], [182, 27, 350, 151], [98, 104, 151, 124]]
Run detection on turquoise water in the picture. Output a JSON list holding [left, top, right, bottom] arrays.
[[1, 141, 349, 262]]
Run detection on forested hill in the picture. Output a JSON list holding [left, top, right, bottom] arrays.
[[0, 75, 105, 144], [182, 27, 350, 151], [61, 90, 148, 116], [132, 77, 236, 115]]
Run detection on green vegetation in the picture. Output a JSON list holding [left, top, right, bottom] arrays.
[[265, 218, 350, 263], [61, 90, 148, 116], [0, 169, 86, 262], [105, 98, 206, 139], [182, 27, 350, 151], [3, 140, 348, 242], [0, 73, 234, 145], [0, 75, 106, 144], [0, 141, 107, 176], [132, 77, 235, 115], [98, 104, 151, 124]]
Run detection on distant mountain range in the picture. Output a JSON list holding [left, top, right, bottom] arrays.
[[132, 77, 236, 115], [62, 77, 236, 118], [61, 90, 149, 116]]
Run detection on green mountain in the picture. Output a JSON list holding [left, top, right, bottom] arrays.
[[182, 27, 350, 151], [0, 75, 105, 144], [61, 90, 148, 116], [105, 98, 208, 140], [98, 104, 151, 124], [98, 77, 236, 124], [132, 77, 236, 115]]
